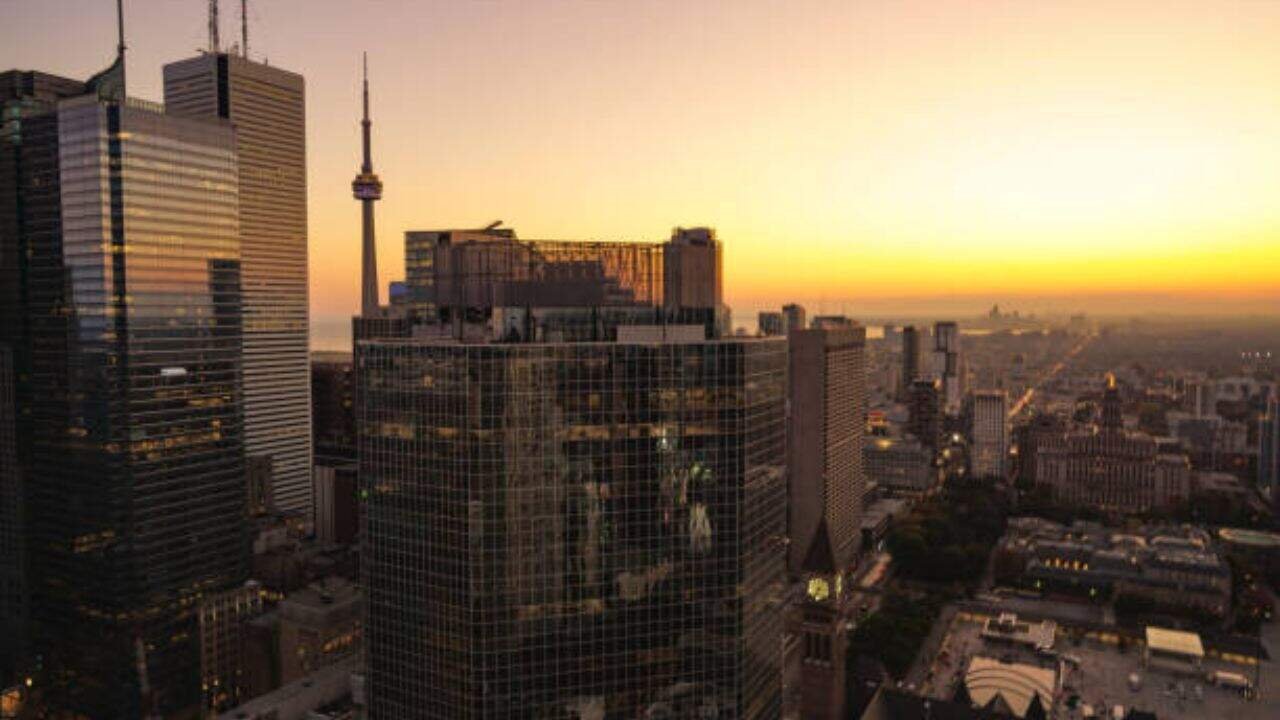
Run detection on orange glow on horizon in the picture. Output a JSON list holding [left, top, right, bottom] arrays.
[[5, 1, 1280, 320]]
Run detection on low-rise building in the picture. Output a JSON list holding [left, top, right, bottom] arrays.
[[994, 517, 1231, 618], [1036, 379, 1192, 513], [863, 434, 937, 497], [199, 581, 268, 714], [216, 655, 361, 720], [278, 577, 363, 685]]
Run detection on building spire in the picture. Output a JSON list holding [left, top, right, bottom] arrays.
[[352, 52, 383, 317], [361, 52, 372, 173], [118, 0, 127, 59], [208, 0, 220, 53]]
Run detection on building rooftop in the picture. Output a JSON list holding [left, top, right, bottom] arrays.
[[217, 655, 358, 720], [1218, 527, 1280, 549], [963, 656, 1056, 719], [1145, 627, 1204, 659]]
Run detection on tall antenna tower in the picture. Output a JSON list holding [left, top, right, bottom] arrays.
[[241, 0, 249, 58], [208, 0, 220, 52]]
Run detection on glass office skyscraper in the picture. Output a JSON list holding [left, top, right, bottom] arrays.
[[359, 337, 787, 719], [0, 344, 22, 681], [164, 52, 313, 514], [1, 72, 248, 716]]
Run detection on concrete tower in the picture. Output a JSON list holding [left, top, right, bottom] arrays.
[[353, 53, 383, 316], [166, 42, 312, 515]]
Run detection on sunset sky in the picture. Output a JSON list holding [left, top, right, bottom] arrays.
[[5, 0, 1280, 325]]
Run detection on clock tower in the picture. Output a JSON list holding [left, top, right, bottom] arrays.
[[791, 519, 851, 720]]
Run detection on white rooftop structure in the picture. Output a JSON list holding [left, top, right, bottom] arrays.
[[1145, 626, 1204, 660], [964, 656, 1056, 719]]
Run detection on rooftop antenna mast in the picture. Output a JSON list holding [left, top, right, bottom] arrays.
[[117, 0, 127, 59], [241, 0, 248, 58], [208, 0, 220, 53]]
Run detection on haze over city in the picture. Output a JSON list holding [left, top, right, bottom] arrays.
[[4, 2, 1280, 719], [5, 0, 1279, 334]]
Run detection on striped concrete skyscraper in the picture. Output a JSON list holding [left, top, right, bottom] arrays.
[[164, 50, 313, 513]]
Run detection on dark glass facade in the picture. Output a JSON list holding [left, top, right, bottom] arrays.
[[0, 344, 23, 681], [1, 86, 247, 716], [312, 351, 356, 460], [358, 337, 788, 719]]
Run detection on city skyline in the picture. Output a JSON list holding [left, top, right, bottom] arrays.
[[4, 4, 1280, 719], [4, 0, 1279, 328]]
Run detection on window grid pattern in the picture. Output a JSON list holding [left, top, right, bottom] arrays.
[[359, 338, 787, 719], [15, 98, 247, 716]]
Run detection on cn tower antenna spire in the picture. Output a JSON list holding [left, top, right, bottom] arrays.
[[361, 52, 372, 172], [352, 52, 383, 317]]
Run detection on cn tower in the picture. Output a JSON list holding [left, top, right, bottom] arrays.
[[352, 52, 383, 316]]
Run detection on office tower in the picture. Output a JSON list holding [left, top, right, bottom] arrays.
[[899, 325, 920, 400], [402, 225, 515, 320], [312, 352, 356, 460], [908, 379, 943, 450], [314, 463, 359, 545], [360, 334, 786, 719], [404, 231, 441, 316], [932, 321, 963, 414], [0, 345, 23, 680], [1260, 393, 1279, 498], [312, 352, 359, 546], [783, 303, 807, 333], [1035, 376, 1191, 513], [358, 226, 787, 718], [786, 326, 866, 720], [966, 390, 1008, 479], [199, 581, 266, 714], [663, 226, 725, 332], [164, 47, 313, 514], [1, 71, 86, 685], [1, 55, 248, 715], [758, 311, 785, 337], [788, 325, 867, 576]]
